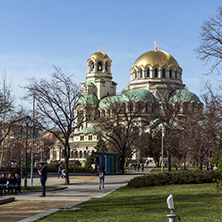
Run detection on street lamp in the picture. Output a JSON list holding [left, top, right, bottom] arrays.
[[14, 115, 30, 188], [30, 92, 36, 187], [161, 124, 165, 173]]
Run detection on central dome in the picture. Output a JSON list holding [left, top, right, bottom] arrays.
[[132, 50, 180, 68]]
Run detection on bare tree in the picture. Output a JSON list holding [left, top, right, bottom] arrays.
[[25, 67, 83, 184], [95, 91, 149, 174], [196, 6, 222, 73]]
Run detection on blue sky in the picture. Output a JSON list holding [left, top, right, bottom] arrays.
[[0, 0, 221, 107]]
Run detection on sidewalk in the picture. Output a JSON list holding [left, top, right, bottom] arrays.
[[0, 166, 153, 222]]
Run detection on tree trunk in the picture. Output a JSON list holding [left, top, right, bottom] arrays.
[[121, 156, 125, 174], [64, 156, 70, 184]]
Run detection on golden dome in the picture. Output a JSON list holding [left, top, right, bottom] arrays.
[[89, 47, 111, 61], [132, 50, 180, 68]]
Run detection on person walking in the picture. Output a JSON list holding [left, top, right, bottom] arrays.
[[137, 162, 140, 172], [141, 163, 144, 172], [58, 164, 63, 178], [38, 162, 47, 197], [99, 167, 105, 189]]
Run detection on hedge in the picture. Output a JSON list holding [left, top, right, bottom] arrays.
[[128, 170, 222, 188]]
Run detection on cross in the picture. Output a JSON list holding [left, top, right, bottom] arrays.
[[98, 46, 101, 52], [154, 40, 157, 51]]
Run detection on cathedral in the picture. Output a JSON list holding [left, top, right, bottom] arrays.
[[50, 42, 202, 163]]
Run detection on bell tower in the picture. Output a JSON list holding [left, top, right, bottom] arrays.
[[84, 47, 117, 100]]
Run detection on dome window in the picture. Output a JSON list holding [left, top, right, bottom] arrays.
[[97, 62, 102, 71], [162, 68, 166, 78], [147, 69, 150, 77], [140, 69, 143, 78], [105, 62, 108, 72], [154, 68, 158, 78], [169, 69, 172, 78], [91, 63, 94, 71], [175, 70, 177, 79], [135, 70, 137, 79]]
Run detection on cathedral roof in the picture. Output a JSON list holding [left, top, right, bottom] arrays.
[[99, 88, 154, 109], [89, 47, 111, 61], [132, 50, 180, 68], [76, 94, 99, 106], [169, 89, 202, 104]]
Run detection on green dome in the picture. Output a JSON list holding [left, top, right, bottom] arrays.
[[76, 94, 99, 106], [124, 88, 155, 103], [99, 88, 154, 109], [169, 89, 201, 104]]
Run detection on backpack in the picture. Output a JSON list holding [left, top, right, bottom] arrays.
[[99, 172, 104, 178]]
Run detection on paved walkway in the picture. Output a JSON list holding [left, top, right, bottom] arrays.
[[0, 166, 153, 222]]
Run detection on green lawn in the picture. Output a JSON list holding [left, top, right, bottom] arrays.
[[36, 183, 222, 222]]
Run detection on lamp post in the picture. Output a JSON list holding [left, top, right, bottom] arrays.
[[15, 115, 30, 188], [30, 93, 36, 187], [161, 124, 165, 173]]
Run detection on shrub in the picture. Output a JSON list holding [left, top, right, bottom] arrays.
[[128, 170, 222, 188]]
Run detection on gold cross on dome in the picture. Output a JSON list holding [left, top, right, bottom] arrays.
[[154, 40, 157, 51], [98, 46, 101, 52]]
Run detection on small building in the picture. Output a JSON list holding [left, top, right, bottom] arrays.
[[95, 152, 121, 174]]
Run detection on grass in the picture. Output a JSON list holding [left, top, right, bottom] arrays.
[[36, 183, 222, 222], [150, 166, 199, 173]]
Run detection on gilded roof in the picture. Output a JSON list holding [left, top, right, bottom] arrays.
[[132, 50, 180, 68], [89, 51, 110, 61]]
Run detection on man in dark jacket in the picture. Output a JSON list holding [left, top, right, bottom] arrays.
[[14, 173, 21, 194], [0, 174, 7, 195], [38, 162, 47, 197]]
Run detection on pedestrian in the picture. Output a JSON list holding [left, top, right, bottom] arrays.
[[38, 162, 47, 197], [99, 167, 105, 189], [208, 162, 213, 171], [141, 163, 144, 172], [58, 164, 63, 178], [129, 163, 132, 171], [137, 162, 140, 172], [213, 164, 218, 171], [134, 163, 137, 171]]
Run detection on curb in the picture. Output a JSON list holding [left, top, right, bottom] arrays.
[[0, 197, 15, 205]]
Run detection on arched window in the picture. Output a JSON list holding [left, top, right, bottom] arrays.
[[62, 150, 65, 158], [71, 151, 74, 158], [105, 62, 108, 72], [162, 68, 166, 78], [96, 110, 100, 119], [135, 70, 137, 79], [102, 110, 105, 117], [84, 151, 87, 158], [140, 69, 143, 78], [155, 68, 158, 77], [107, 109, 111, 117], [169, 69, 172, 78], [79, 151, 82, 158], [88, 135, 92, 140], [175, 70, 177, 79], [147, 69, 150, 77], [91, 63, 94, 71], [97, 62, 102, 71], [75, 151, 78, 158]]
